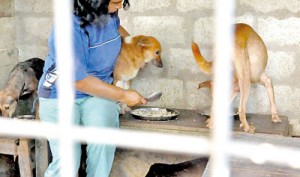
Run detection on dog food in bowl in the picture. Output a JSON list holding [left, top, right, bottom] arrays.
[[130, 107, 179, 121]]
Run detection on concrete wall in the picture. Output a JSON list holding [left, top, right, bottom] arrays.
[[14, 0, 52, 61], [0, 0, 300, 134], [0, 0, 18, 87]]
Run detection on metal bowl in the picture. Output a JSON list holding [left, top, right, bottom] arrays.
[[17, 115, 35, 120], [130, 107, 180, 121], [197, 106, 239, 118]]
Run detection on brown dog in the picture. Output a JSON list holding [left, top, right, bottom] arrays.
[[114, 35, 163, 89], [192, 23, 281, 133], [113, 35, 163, 113], [0, 58, 44, 117]]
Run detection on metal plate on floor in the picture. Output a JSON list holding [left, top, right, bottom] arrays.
[[130, 107, 180, 121], [197, 106, 239, 119]]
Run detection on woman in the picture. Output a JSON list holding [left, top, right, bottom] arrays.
[[38, 0, 147, 176]]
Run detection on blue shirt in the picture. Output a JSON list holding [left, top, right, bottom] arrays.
[[38, 14, 121, 98]]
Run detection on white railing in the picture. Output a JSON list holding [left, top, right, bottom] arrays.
[[53, 0, 76, 176], [0, 0, 300, 177], [211, 0, 235, 176]]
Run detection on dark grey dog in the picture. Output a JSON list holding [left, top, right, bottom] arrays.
[[145, 157, 209, 177], [0, 58, 44, 117]]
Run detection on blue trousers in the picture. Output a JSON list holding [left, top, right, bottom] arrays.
[[39, 96, 120, 177]]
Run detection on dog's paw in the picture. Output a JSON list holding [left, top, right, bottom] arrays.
[[240, 123, 255, 134], [119, 108, 126, 115], [118, 103, 131, 114], [248, 125, 256, 134], [124, 105, 132, 112], [205, 118, 213, 129], [271, 114, 281, 123]]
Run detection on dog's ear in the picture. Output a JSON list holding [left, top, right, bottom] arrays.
[[4, 90, 19, 102], [8, 100, 17, 117], [137, 37, 151, 47], [4, 95, 16, 105]]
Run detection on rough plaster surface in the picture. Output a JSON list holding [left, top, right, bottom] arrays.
[[194, 17, 215, 46], [267, 51, 296, 81], [258, 17, 300, 46], [240, 0, 300, 13], [14, 0, 53, 14], [0, 66, 13, 88], [168, 48, 202, 76], [0, 48, 18, 88], [18, 45, 48, 61], [235, 13, 255, 26], [0, 0, 14, 17], [129, 0, 172, 13], [133, 16, 186, 45], [176, 0, 214, 12], [292, 124, 300, 136], [16, 17, 52, 45], [0, 17, 16, 49], [131, 78, 185, 109]]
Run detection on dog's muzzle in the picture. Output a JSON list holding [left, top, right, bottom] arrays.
[[151, 59, 163, 68]]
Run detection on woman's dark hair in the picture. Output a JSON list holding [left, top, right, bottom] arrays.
[[74, 0, 130, 27]]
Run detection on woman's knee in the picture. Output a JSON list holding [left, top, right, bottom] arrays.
[[85, 143, 116, 177], [46, 140, 82, 176], [81, 97, 119, 128]]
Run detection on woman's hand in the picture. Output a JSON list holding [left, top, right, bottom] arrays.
[[121, 89, 147, 106], [76, 76, 147, 105]]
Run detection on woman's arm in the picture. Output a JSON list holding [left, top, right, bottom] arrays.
[[75, 76, 147, 106]]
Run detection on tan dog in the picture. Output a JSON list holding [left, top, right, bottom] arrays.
[[0, 58, 44, 117], [114, 35, 163, 89], [113, 35, 163, 113], [192, 23, 281, 133]]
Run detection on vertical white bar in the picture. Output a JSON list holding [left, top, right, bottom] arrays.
[[211, 0, 235, 177], [53, 0, 75, 176]]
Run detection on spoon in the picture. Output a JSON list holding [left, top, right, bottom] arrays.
[[146, 91, 162, 102]]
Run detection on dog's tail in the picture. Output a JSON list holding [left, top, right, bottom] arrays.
[[198, 80, 213, 97], [198, 80, 212, 89], [191, 41, 213, 75]]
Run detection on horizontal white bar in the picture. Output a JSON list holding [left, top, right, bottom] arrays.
[[229, 142, 300, 168], [212, 0, 235, 175], [0, 117, 210, 155], [1, 117, 300, 169], [53, 0, 74, 175]]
